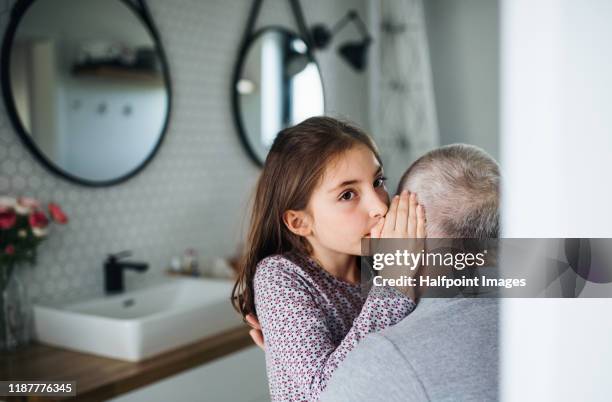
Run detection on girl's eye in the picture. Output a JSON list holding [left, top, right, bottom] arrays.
[[339, 190, 356, 201], [374, 176, 387, 188]]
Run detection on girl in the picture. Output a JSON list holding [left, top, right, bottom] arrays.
[[232, 116, 425, 402]]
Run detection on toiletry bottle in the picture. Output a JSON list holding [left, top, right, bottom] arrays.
[[170, 256, 181, 273], [183, 248, 200, 276]]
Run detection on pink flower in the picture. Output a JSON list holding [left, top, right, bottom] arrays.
[[0, 209, 17, 229], [4, 244, 15, 255], [16, 196, 41, 215], [48, 203, 68, 224], [29, 211, 49, 228]]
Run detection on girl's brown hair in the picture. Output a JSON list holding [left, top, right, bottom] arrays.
[[231, 116, 381, 319]]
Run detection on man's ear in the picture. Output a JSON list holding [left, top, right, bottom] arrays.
[[282, 210, 312, 237]]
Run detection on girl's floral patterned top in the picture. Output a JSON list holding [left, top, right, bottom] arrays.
[[254, 252, 416, 401]]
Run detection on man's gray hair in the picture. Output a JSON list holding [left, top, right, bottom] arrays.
[[397, 144, 500, 238]]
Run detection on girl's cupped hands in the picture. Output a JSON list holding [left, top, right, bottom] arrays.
[[370, 190, 426, 239]]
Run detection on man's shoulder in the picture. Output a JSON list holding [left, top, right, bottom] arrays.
[[321, 298, 500, 402], [380, 298, 499, 363], [321, 330, 427, 402], [386, 298, 499, 338]]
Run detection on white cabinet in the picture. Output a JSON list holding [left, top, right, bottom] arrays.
[[110, 346, 269, 402]]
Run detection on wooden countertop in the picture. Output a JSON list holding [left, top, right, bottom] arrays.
[[0, 325, 252, 401]]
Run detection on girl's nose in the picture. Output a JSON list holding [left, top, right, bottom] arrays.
[[368, 192, 388, 219]]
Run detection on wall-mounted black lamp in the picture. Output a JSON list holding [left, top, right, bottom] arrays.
[[310, 10, 372, 72]]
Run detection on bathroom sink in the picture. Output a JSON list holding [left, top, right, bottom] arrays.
[[33, 278, 242, 361]]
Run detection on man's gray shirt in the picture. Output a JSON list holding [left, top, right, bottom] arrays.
[[321, 298, 499, 402]]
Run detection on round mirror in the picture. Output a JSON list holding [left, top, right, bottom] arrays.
[[1, 0, 171, 186], [233, 27, 325, 166]]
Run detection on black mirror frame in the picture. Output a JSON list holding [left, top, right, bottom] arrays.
[[0, 0, 173, 187], [231, 25, 326, 167]]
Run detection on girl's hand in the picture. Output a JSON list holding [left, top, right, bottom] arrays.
[[371, 190, 426, 239], [245, 313, 265, 350], [369, 190, 426, 303]]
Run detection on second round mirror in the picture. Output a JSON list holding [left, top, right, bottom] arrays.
[[234, 28, 325, 166]]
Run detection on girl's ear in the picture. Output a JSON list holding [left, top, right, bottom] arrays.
[[282, 210, 312, 237]]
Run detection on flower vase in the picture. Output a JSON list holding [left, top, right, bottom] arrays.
[[1, 265, 31, 351]]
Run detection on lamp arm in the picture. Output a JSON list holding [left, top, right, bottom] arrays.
[[330, 10, 356, 36], [352, 12, 372, 41], [330, 10, 371, 42]]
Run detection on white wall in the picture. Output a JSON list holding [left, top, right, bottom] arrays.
[[501, 0, 612, 400], [423, 0, 499, 160]]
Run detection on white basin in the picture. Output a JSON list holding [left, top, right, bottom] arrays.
[[33, 278, 243, 361]]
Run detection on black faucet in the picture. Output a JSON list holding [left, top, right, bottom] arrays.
[[104, 250, 149, 294]]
